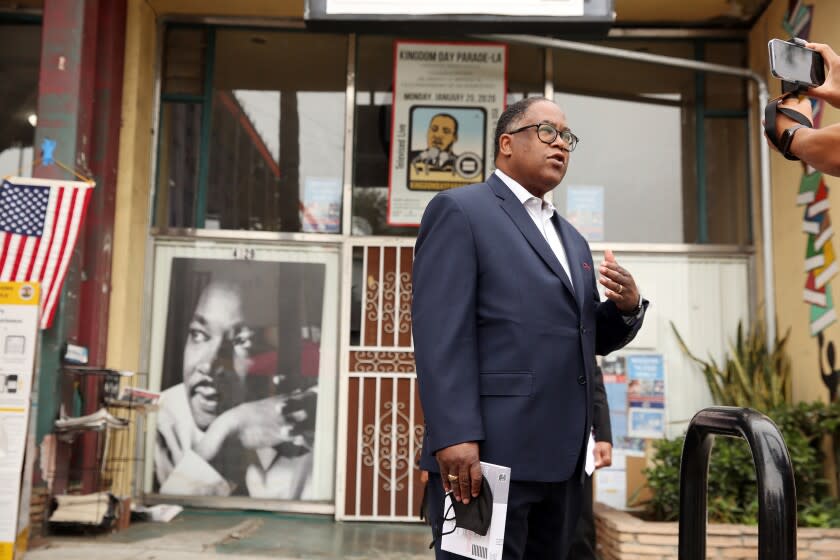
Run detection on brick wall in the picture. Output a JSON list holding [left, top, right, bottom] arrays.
[[29, 485, 49, 537], [595, 502, 840, 559]]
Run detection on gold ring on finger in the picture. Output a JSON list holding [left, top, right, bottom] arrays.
[[618, 284, 624, 294], [447, 474, 459, 482]]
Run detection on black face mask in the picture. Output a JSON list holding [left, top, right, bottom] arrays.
[[443, 476, 494, 537]]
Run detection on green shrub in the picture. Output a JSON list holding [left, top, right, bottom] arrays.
[[643, 401, 840, 527], [647, 321, 840, 527], [670, 320, 791, 410]]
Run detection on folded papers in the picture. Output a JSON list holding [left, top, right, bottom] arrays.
[[54, 407, 129, 439], [49, 492, 118, 526]]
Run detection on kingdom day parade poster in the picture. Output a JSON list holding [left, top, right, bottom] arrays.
[[387, 41, 506, 226]]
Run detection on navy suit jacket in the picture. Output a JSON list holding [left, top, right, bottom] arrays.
[[412, 174, 642, 482]]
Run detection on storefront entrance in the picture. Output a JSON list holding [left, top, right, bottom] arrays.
[[141, 24, 755, 520]]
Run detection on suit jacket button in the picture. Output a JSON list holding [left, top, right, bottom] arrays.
[[580, 325, 586, 334], [577, 375, 587, 385]]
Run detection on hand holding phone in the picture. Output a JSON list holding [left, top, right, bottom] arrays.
[[768, 38, 825, 89], [803, 42, 840, 109]]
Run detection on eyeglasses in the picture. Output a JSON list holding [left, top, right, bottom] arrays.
[[507, 123, 580, 152]]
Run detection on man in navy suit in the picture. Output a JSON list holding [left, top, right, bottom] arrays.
[[412, 97, 647, 560]]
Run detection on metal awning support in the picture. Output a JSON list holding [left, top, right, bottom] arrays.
[[481, 34, 776, 348]]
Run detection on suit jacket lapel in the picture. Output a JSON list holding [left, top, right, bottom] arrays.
[[488, 175, 576, 302], [553, 213, 587, 313]]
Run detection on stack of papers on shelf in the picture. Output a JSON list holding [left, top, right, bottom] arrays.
[[54, 407, 129, 437]]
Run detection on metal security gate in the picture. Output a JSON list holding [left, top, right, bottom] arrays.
[[337, 240, 426, 521]]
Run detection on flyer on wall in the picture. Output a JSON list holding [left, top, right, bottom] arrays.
[[387, 41, 507, 226], [0, 282, 40, 560], [600, 355, 645, 452], [626, 354, 666, 439]]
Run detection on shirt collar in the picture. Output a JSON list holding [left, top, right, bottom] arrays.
[[494, 169, 556, 214]]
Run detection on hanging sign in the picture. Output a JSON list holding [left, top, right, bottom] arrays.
[[323, 0, 584, 16], [304, 0, 615, 34], [387, 41, 506, 226]]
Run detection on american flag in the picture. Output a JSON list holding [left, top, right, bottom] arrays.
[[0, 177, 94, 329]]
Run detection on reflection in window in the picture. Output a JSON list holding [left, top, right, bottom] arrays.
[[554, 92, 684, 243], [0, 24, 40, 179], [156, 29, 347, 233], [161, 28, 207, 97], [156, 103, 201, 228], [207, 89, 345, 232], [553, 40, 750, 245], [0, 146, 34, 179]]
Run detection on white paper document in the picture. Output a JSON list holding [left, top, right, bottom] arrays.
[[441, 461, 510, 560], [585, 432, 596, 476]]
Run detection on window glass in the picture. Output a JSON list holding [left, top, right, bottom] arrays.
[[156, 29, 348, 232], [554, 92, 684, 243], [156, 103, 202, 228], [554, 40, 696, 101], [705, 118, 750, 245], [0, 24, 39, 179], [553, 40, 750, 245], [207, 31, 347, 233], [161, 28, 207, 97], [352, 36, 543, 236], [705, 42, 747, 112]]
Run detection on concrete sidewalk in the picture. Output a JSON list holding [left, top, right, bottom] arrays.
[[27, 509, 434, 560]]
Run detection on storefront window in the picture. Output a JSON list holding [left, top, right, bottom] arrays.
[[156, 103, 201, 228], [0, 23, 40, 179], [554, 40, 750, 245], [156, 28, 348, 233], [352, 36, 543, 236], [705, 118, 750, 244], [705, 42, 747, 112], [553, 91, 685, 243]]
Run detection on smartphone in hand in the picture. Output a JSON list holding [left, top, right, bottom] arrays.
[[769, 38, 826, 88]]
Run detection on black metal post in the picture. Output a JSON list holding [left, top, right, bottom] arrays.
[[678, 407, 797, 559]]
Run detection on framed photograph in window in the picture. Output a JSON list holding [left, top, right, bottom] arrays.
[[145, 241, 340, 505]]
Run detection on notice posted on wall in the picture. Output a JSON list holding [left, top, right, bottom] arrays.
[[387, 41, 506, 226], [626, 354, 666, 439], [566, 185, 604, 242], [600, 355, 645, 452], [0, 282, 39, 560]]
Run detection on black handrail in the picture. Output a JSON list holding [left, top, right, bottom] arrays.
[[678, 407, 797, 559]]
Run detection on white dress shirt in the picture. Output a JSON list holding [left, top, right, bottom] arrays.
[[494, 169, 574, 291]]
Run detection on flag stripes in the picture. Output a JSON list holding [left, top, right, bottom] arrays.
[[0, 178, 94, 329]]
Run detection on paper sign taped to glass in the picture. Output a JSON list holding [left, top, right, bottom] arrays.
[[441, 461, 510, 560]]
